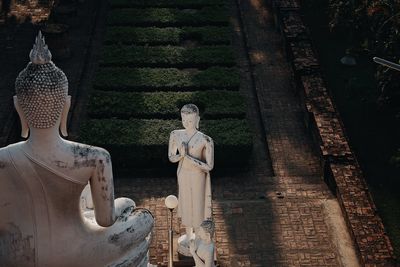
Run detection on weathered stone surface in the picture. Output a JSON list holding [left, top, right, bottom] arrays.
[[168, 104, 214, 256]]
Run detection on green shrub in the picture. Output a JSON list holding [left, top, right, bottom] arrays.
[[87, 90, 246, 119], [99, 45, 235, 67], [93, 67, 240, 91], [182, 26, 231, 45], [109, 0, 227, 8], [107, 7, 228, 26], [80, 119, 251, 145], [79, 118, 252, 168], [105, 26, 231, 45]]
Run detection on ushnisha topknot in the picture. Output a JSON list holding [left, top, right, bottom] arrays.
[[29, 31, 52, 64], [15, 31, 68, 129]]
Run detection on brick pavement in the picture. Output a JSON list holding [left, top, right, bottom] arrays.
[[115, 1, 360, 266]]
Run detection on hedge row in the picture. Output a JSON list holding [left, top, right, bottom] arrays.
[[99, 45, 235, 67], [79, 118, 252, 167], [108, 0, 227, 8], [80, 119, 251, 145], [105, 26, 231, 45], [93, 67, 240, 91], [87, 90, 246, 119], [107, 7, 228, 27], [85, 0, 253, 169]]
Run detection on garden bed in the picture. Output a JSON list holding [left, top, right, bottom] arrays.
[[108, 0, 227, 9], [93, 67, 240, 91], [99, 45, 235, 68], [107, 7, 228, 27], [104, 26, 232, 45], [81, 0, 253, 171], [79, 119, 252, 168], [87, 90, 246, 119]]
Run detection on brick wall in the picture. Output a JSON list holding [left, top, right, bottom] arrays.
[[7, 0, 53, 23], [271, 0, 396, 265]]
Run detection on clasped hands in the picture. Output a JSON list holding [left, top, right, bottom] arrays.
[[178, 142, 189, 158]]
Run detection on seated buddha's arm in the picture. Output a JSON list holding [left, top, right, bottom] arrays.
[[185, 137, 214, 172], [89, 149, 116, 227]]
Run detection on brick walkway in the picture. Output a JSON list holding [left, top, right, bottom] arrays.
[[115, 1, 359, 266]]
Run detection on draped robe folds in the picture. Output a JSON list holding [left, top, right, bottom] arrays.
[[169, 131, 214, 228], [0, 143, 153, 267]]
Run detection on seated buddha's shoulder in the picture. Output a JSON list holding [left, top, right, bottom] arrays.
[[66, 141, 111, 165], [0, 142, 25, 169]]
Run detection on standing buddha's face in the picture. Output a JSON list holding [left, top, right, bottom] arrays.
[[181, 113, 198, 131], [197, 227, 208, 240]]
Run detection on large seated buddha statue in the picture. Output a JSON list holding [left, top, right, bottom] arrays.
[[0, 32, 154, 267]]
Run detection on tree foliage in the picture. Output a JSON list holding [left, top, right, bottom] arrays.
[[328, 0, 400, 167]]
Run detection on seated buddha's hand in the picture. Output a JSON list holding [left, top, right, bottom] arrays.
[[115, 198, 136, 220], [80, 183, 94, 211]]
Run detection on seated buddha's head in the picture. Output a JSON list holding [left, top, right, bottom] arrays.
[[14, 31, 70, 137]]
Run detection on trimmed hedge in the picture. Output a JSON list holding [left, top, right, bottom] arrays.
[[87, 90, 246, 119], [104, 26, 231, 45], [93, 67, 240, 91], [99, 45, 235, 67], [109, 0, 227, 8], [79, 118, 252, 168], [80, 119, 251, 145], [107, 7, 228, 26]]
